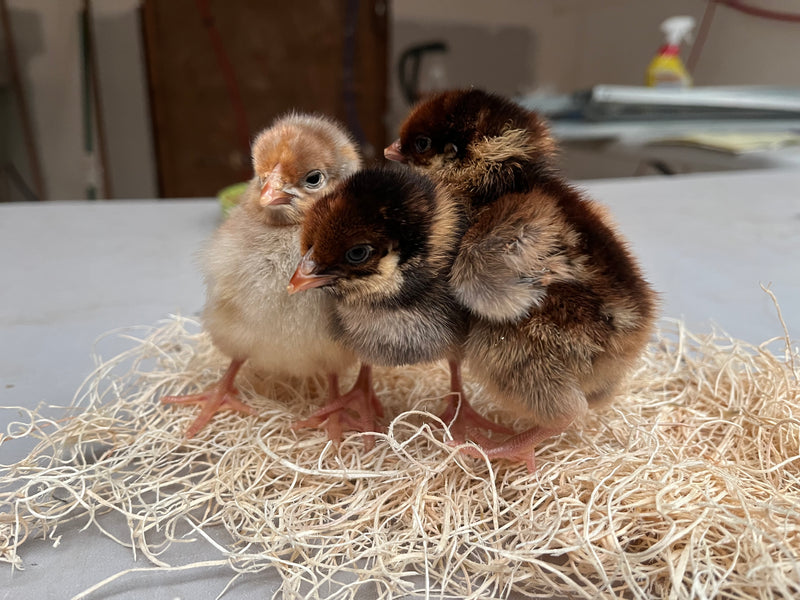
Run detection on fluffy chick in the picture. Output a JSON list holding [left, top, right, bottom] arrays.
[[387, 89, 657, 471], [287, 168, 488, 434], [162, 113, 375, 441]]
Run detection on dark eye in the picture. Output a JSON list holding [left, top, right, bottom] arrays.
[[345, 244, 372, 265], [304, 170, 325, 189], [414, 136, 432, 153]]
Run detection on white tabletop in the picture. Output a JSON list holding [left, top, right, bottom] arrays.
[[1, 169, 799, 598]]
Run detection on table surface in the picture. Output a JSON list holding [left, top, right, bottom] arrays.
[[1, 170, 799, 598]]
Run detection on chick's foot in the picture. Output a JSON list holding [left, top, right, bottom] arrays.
[[440, 396, 515, 442], [439, 360, 514, 442], [161, 359, 253, 438], [454, 425, 565, 473], [292, 365, 384, 450]]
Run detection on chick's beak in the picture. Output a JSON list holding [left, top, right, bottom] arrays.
[[261, 188, 294, 207], [384, 139, 406, 163], [287, 249, 337, 294], [259, 168, 294, 207]]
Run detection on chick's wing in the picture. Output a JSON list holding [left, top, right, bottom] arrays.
[[450, 189, 583, 323]]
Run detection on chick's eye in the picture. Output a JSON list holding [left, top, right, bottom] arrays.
[[345, 244, 372, 265], [414, 136, 432, 153], [304, 170, 325, 189]]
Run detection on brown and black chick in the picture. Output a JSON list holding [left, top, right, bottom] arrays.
[[287, 167, 499, 438], [162, 113, 379, 443], [387, 89, 657, 471]]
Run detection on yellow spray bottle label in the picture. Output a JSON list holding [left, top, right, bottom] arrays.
[[646, 16, 695, 88], [646, 45, 692, 87]]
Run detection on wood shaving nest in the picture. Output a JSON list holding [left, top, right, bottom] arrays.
[[0, 314, 798, 599]]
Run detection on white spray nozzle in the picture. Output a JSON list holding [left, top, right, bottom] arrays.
[[661, 16, 695, 46]]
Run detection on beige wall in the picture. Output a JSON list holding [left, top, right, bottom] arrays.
[[6, 0, 85, 200], [393, 0, 800, 92], [6, 0, 800, 199]]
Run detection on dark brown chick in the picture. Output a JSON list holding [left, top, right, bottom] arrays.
[[387, 89, 657, 471], [288, 168, 496, 436], [162, 113, 378, 442]]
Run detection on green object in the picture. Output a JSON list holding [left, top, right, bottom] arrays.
[[218, 182, 249, 217]]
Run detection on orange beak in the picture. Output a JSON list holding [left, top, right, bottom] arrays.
[[384, 139, 406, 163], [287, 249, 337, 294]]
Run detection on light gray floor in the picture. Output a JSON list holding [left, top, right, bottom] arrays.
[[1, 169, 798, 598]]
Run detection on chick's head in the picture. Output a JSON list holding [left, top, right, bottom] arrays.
[[249, 114, 361, 226], [288, 168, 453, 303], [386, 89, 555, 198]]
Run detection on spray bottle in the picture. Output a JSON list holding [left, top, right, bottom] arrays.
[[645, 16, 695, 88]]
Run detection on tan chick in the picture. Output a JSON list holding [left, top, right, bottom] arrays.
[[163, 113, 380, 443], [386, 89, 657, 471]]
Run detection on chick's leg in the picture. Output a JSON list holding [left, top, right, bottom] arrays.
[[459, 424, 569, 473], [292, 364, 384, 449], [439, 360, 514, 442], [161, 359, 255, 438]]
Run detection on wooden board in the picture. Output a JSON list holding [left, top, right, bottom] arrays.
[[142, 0, 388, 198]]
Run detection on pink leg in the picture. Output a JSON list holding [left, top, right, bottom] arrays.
[[456, 424, 567, 473], [162, 359, 254, 438], [293, 364, 384, 449], [439, 359, 514, 442]]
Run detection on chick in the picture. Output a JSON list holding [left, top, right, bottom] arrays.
[[386, 89, 657, 471], [162, 113, 378, 441], [287, 167, 489, 437]]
